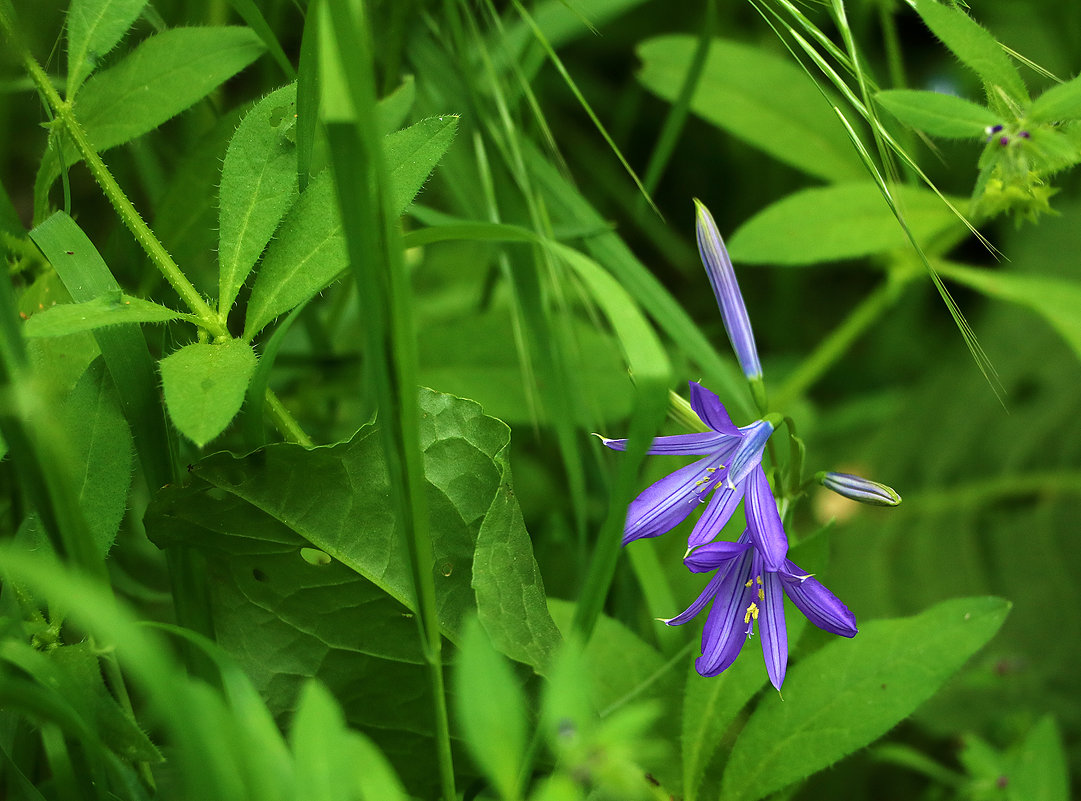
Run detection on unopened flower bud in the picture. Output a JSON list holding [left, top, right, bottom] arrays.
[[817, 471, 901, 507]]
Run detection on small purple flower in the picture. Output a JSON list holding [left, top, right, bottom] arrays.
[[695, 199, 762, 380], [818, 471, 901, 506], [599, 383, 787, 569], [665, 531, 858, 688]]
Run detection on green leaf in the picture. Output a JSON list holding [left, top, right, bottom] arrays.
[[1028, 74, 1081, 123], [159, 339, 258, 447], [60, 359, 133, 558], [911, 0, 1028, 104], [243, 116, 458, 338], [65, 0, 149, 99], [727, 182, 963, 266], [454, 618, 528, 800], [935, 262, 1081, 363], [876, 89, 1001, 138], [1007, 716, 1069, 801], [43, 27, 265, 194], [22, 292, 188, 337], [218, 83, 300, 315], [636, 36, 864, 182], [378, 75, 416, 134], [718, 597, 1010, 801]]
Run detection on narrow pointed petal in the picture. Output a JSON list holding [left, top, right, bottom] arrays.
[[623, 454, 725, 544], [694, 199, 762, 380], [695, 551, 755, 676], [780, 560, 858, 637], [758, 563, 788, 690], [664, 551, 746, 625], [687, 481, 744, 550], [745, 466, 788, 571], [688, 382, 741, 436], [726, 419, 773, 487], [684, 539, 750, 573], [596, 430, 741, 456]]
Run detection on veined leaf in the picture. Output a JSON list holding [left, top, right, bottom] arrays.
[[1028, 73, 1081, 123], [218, 83, 300, 316], [728, 182, 963, 266], [911, 0, 1028, 104], [243, 115, 458, 339], [65, 0, 149, 99], [877, 89, 1001, 138], [22, 293, 189, 337], [719, 597, 1010, 801], [636, 36, 864, 182], [159, 339, 258, 447]]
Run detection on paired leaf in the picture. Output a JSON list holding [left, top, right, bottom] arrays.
[[911, 0, 1028, 104], [65, 0, 149, 98], [728, 182, 963, 266], [1028, 74, 1081, 123], [218, 83, 300, 315], [877, 89, 1001, 138], [243, 115, 458, 338], [22, 292, 188, 337], [718, 596, 1010, 801], [636, 36, 864, 182], [159, 339, 258, 447]]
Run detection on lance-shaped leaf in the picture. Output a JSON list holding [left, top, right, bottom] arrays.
[[243, 115, 458, 339], [1028, 73, 1081, 124], [22, 292, 189, 337], [159, 339, 258, 447], [876, 89, 1002, 138], [218, 83, 300, 316], [65, 0, 149, 99]]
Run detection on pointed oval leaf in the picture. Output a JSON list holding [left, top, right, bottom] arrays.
[[727, 182, 963, 266], [636, 36, 864, 182], [719, 596, 1010, 801], [877, 89, 1001, 138], [1028, 73, 1081, 123], [218, 83, 300, 314], [22, 293, 189, 337], [65, 0, 149, 99], [159, 339, 258, 447]]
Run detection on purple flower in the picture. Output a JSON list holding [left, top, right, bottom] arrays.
[[599, 382, 787, 570], [666, 532, 858, 688], [695, 199, 762, 380]]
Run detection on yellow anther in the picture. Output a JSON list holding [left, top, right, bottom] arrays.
[[758, 588, 765, 602], [744, 602, 759, 624], [744, 579, 753, 588], [707, 467, 717, 473]]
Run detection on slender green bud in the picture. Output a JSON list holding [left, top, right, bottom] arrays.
[[817, 471, 901, 507]]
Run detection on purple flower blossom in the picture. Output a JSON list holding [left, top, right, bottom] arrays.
[[599, 382, 787, 570], [694, 199, 762, 380], [665, 532, 858, 688]]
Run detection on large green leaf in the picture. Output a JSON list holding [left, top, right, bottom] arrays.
[[218, 83, 300, 316], [727, 182, 963, 266], [636, 36, 864, 182], [243, 116, 458, 338], [876, 89, 1001, 139], [1028, 73, 1081, 123], [158, 339, 258, 447], [22, 292, 189, 337], [65, 0, 149, 99], [718, 597, 1010, 801], [145, 388, 559, 787]]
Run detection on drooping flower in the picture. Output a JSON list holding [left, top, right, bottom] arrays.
[[598, 382, 787, 570], [666, 531, 858, 688], [817, 471, 902, 507]]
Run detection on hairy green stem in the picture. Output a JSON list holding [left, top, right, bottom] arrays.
[[264, 388, 314, 447]]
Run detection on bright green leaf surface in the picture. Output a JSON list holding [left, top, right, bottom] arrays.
[[159, 339, 257, 447], [911, 0, 1028, 104], [636, 36, 864, 182], [244, 116, 458, 338], [1028, 73, 1081, 123], [876, 89, 1001, 138], [377, 75, 416, 134], [1008, 716, 1069, 801], [935, 262, 1081, 362], [719, 597, 1010, 801], [218, 83, 300, 315], [727, 183, 963, 266], [22, 292, 187, 337], [65, 0, 149, 99]]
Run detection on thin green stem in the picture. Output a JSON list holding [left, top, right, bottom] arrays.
[[774, 275, 906, 407], [264, 389, 314, 447]]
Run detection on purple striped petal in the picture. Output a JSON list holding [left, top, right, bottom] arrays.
[[694, 199, 762, 380], [780, 560, 858, 637], [687, 479, 744, 550], [684, 539, 750, 573], [726, 419, 773, 487], [757, 555, 788, 690], [623, 454, 726, 544], [598, 430, 741, 456], [695, 550, 755, 676], [745, 466, 788, 571], [688, 382, 741, 436], [664, 538, 749, 626], [820, 472, 902, 506]]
